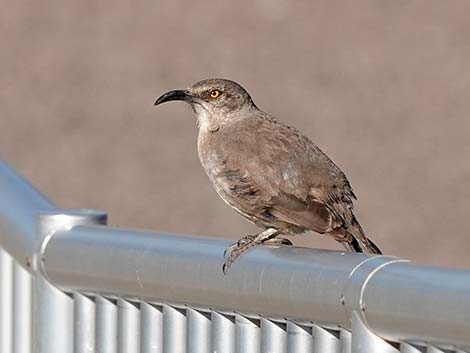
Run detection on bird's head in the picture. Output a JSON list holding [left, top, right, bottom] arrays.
[[154, 78, 256, 130]]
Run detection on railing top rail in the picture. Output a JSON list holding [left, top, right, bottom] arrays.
[[1, 160, 469, 350], [0, 161, 55, 269], [42, 224, 470, 348]]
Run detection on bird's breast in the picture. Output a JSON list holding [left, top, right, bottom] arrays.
[[197, 131, 255, 212]]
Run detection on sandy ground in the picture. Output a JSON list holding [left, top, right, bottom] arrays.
[[1, 1, 469, 268]]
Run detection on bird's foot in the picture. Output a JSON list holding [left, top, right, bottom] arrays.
[[222, 228, 280, 275], [223, 234, 256, 258]]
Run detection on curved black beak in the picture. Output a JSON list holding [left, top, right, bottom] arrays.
[[154, 90, 192, 106]]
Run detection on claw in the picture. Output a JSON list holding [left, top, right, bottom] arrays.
[[222, 262, 229, 275], [223, 234, 255, 259], [278, 237, 293, 246], [222, 251, 239, 275]]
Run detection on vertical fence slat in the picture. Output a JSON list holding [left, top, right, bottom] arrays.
[[34, 274, 74, 353], [340, 329, 352, 353], [13, 263, 32, 353], [187, 307, 210, 353], [236, 315, 260, 353], [260, 318, 287, 353], [426, 346, 453, 353], [0, 248, 13, 353], [117, 299, 140, 353], [400, 342, 425, 352], [211, 311, 235, 353], [96, 296, 118, 353], [351, 311, 399, 353], [313, 325, 341, 353], [74, 293, 96, 353], [286, 321, 313, 353], [163, 304, 186, 353], [141, 302, 163, 353], [34, 210, 107, 353]]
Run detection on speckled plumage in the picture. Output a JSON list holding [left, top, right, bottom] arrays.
[[155, 78, 382, 273]]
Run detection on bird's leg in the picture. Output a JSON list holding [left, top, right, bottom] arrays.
[[222, 228, 281, 275]]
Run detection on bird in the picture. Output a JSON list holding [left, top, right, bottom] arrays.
[[154, 78, 382, 274]]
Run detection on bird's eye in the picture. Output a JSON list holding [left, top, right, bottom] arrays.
[[210, 90, 220, 99]]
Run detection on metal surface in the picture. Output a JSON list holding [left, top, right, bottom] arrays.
[[42, 224, 470, 347], [340, 329, 352, 353], [236, 315, 260, 353], [42, 225, 369, 324], [313, 324, 341, 353], [286, 321, 313, 353], [351, 311, 399, 353], [162, 304, 186, 353], [13, 263, 32, 353], [0, 162, 54, 270], [140, 302, 163, 353], [400, 342, 425, 353], [260, 318, 287, 353], [0, 161, 470, 353], [74, 293, 96, 353], [211, 311, 235, 353], [187, 308, 210, 353], [34, 210, 107, 353], [117, 299, 141, 353], [96, 296, 118, 353], [0, 248, 13, 353]]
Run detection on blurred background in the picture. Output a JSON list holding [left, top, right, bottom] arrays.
[[1, 1, 469, 267]]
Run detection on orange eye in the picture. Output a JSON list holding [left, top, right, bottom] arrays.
[[210, 90, 220, 98]]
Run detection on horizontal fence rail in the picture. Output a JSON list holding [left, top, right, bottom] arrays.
[[0, 160, 469, 353]]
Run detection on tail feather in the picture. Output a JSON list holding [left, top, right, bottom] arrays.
[[329, 217, 382, 255], [347, 218, 382, 255]]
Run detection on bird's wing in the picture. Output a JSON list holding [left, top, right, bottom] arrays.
[[215, 117, 356, 233]]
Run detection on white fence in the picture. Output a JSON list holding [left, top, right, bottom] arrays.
[[0, 160, 469, 353]]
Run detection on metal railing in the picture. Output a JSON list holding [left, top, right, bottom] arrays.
[[0, 160, 469, 353]]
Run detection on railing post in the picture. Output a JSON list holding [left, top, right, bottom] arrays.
[[33, 209, 107, 353]]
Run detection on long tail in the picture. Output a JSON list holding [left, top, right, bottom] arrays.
[[347, 217, 382, 254], [332, 218, 382, 255]]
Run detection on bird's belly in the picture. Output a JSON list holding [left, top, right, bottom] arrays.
[[197, 142, 261, 224]]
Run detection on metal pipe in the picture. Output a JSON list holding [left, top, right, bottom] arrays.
[[286, 321, 313, 353], [260, 318, 286, 353], [399, 342, 425, 353], [235, 315, 260, 353], [74, 293, 96, 353], [0, 162, 55, 270], [211, 311, 235, 353], [140, 302, 163, 353], [42, 226, 367, 326], [351, 311, 398, 353], [186, 308, 210, 353], [312, 324, 341, 353], [34, 210, 107, 353], [96, 296, 118, 353], [162, 304, 186, 353], [41, 225, 470, 347], [117, 299, 140, 353], [340, 329, 352, 353], [359, 262, 470, 347], [0, 248, 13, 353], [13, 263, 32, 353]]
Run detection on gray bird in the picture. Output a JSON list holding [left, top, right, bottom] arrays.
[[154, 78, 382, 274]]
